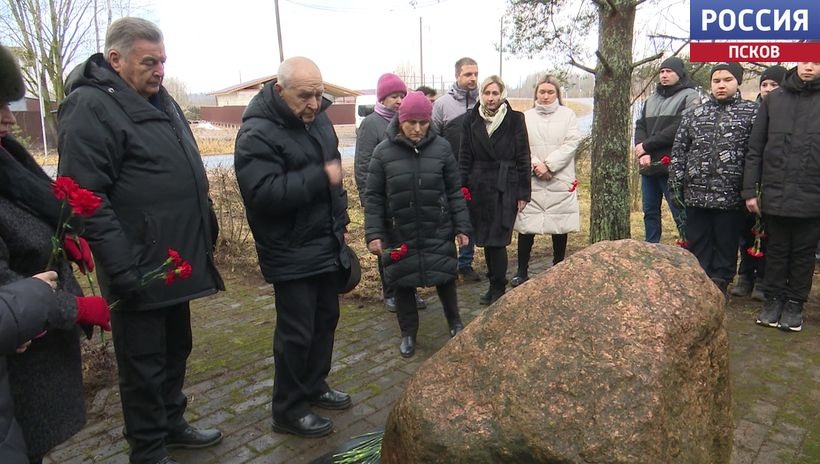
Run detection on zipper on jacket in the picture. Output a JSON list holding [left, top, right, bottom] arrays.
[[412, 147, 427, 286]]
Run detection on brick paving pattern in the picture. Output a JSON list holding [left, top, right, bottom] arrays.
[[45, 259, 819, 463]]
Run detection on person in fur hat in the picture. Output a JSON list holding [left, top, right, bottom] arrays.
[[1, 44, 111, 463]]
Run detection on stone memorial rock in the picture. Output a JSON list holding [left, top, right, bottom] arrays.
[[381, 239, 731, 463]]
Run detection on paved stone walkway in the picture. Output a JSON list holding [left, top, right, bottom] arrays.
[[45, 259, 819, 464]]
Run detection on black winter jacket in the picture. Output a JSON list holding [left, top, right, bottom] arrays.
[[459, 102, 532, 247], [635, 81, 701, 176], [234, 81, 351, 283], [0, 278, 60, 464], [58, 54, 224, 309], [354, 112, 389, 206], [669, 94, 758, 210], [364, 119, 472, 288], [742, 69, 820, 217]]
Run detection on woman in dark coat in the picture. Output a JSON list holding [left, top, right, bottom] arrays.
[[0, 45, 110, 463], [0, 273, 60, 464], [365, 91, 472, 358], [459, 75, 532, 305]]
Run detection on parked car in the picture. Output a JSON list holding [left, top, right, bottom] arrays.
[[354, 94, 377, 133]]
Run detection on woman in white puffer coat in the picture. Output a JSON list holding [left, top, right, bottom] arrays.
[[511, 75, 582, 287]]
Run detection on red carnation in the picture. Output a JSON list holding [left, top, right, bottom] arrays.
[[389, 250, 402, 262], [52, 176, 79, 200], [389, 243, 408, 262], [68, 188, 102, 217], [167, 249, 183, 266], [675, 239, 689, 249], [461, 187, 472, 201], [177, 261, 193, 279], [399, 243, 408, 255], [568, 179, 579, 193], [660, 156, 672, 166]]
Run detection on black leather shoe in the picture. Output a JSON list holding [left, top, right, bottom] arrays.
[[272, 412, 332, 438], [155, 458, 180, 464], [448, 319, 464, 338], [510, 274, 528, 287], [165, 425, 223, 449], [310, 389, 352, 410], [399, 335, 416, 358]]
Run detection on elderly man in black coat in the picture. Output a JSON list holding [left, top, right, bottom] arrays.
[[58, 17, 224, 464], [234, 56, 353, 438]]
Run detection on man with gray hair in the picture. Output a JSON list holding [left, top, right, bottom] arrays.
[[235, 57, 353, 438], [58, 17, 224, 464]]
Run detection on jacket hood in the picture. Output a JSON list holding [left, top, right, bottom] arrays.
[[242, 79, 333, 128], [781, 67, 820, 94], [385, 114, 437, 150], [64, 53, 125, 95], [447, 83, 478, 103], [656, 78, 697, 98]]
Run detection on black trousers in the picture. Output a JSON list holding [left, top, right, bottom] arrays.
[[517, 233, 568, 273], [686, 207, 744, 283], [484, 246, 508, 288], [395, 279, 459, 336], [272, 272, 340, 421], [762, 215, 820, 302], [111, 302, 192, 464], [736, 213, 766, 280]]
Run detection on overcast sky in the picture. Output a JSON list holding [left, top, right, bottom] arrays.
[[151, 0, 690, 94]]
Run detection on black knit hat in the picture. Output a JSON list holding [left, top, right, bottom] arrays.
[[0, 45, 25, 103], [711, 62, 744, 85], [660, 57, 687, 79], [760, 65, 787, 85]]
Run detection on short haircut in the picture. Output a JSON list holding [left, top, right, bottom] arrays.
[[415, 85, 436, 97], [455, 57, 477, 77], [105, 17, 163, 59], [277, 56, 320, 88], [534, 75, 563, 105]]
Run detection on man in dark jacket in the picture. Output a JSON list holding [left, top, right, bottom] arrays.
[[744, 61, 820, 332], [635, 57, 701, 243], [234, 56, 352, 438], [432, 57, 481, 281], [670, 62, 758, 297], [58, 17, 225, 464]]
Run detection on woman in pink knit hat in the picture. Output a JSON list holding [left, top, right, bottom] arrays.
[[364, 91, 472, 358]]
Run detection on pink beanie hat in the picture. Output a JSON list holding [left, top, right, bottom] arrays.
[[398, 91, 433, 123], [376, 73, 407, 102]]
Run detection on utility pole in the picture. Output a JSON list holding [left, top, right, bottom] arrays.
[[498, 17, 503, 77], [419, 17, 424, 86], [274, 0, 284, 63]]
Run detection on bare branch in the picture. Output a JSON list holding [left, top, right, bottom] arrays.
[[569, 56, 596, 75], [648, 33, 689, 42], [631, 52, 663, 70], [634, 0, 648, 6], [596, 50, 612, 74]]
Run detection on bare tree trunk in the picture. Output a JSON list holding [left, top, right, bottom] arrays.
[[589, 0, 636, 243]]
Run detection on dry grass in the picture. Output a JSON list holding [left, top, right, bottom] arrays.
[[208, 136, 675, 303]]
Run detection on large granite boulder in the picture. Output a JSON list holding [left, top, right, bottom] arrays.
[[381, 239, 731, 463]]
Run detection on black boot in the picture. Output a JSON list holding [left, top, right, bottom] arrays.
[[779, 300, 803, 332], [448, 318, 464, 338], [399, 335, 416, 357], [730, 275, 753, 297], [479, 287, 494, 305]]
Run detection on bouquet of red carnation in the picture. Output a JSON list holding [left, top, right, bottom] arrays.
[[388, 243, 408, 262], [110, 249, 194, 310], [747, 217, 766, 258], [48, 176, 102, 271]]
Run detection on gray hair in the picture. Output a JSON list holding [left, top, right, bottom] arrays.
[[105, 17, 163, 59]]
